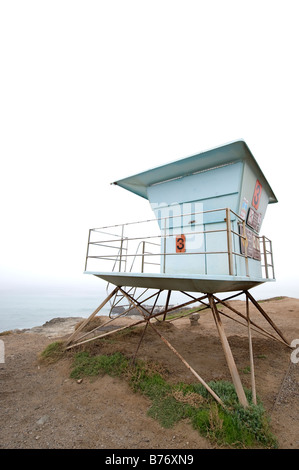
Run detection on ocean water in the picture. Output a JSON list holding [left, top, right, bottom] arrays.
[[0, 292, 111, 332]]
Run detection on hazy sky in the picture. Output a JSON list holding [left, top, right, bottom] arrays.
[[1, 1, 298, 299]]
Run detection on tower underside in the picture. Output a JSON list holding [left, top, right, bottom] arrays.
[[65, 285, 290, 409], [87, 271, 271, 293]]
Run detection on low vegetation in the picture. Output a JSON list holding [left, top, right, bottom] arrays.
[[258, 296, 286, 303], [69, 350, 277, 448], [39, 341, 65, 363], [0, 330, 13, 336]]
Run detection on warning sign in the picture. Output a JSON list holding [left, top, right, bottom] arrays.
[[176, 235, 186, 253], [240, 197, 249, 221], [252, 179, 262, 210], [239, 225, 261, 261], [247, 207, 262, 233]]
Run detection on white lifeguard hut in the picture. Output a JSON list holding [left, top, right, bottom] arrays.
[[66, 140, 290, 408]]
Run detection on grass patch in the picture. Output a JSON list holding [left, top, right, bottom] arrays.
[[188, 381, 276, 447], [69, 351, 277, 448], [166, 305, 209, 321], [70, 351, 129, 379], [257, 354, 267, 359], [74, 317, 104, 332], [258, 296, 286, 303], [40, 341, 65, 364], [148, 395, 188, 428]]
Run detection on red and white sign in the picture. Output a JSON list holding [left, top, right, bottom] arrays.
[[252, 179, 262, 210]]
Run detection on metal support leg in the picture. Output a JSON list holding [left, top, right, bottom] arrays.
[[208, 294, 248, 408]]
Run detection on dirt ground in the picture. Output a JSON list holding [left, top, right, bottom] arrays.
[[0, 296, 299, 450]]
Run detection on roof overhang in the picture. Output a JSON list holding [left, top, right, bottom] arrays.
[[112, 140, 278, 204]]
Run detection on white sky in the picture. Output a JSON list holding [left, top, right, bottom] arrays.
[[1, 1, 298, 299]]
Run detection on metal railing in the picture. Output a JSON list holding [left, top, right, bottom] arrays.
[[84, 207, 275, 280], [260, 236, 275, 280]]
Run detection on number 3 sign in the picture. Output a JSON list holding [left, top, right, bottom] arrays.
[[252, 180, 262, 210], [176, 234, 186, 253]]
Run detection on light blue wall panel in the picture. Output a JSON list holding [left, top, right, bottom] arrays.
[[161, 223, 206, 275], [205, 222, 229, 275], [149, 162, 243, 231], [148, 162, 243, 208], [147, 162, 244, 276]]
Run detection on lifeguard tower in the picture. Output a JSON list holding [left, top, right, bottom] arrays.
[[66, 140, 290, 408]]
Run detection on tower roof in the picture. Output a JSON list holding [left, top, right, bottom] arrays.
[[112, 139, 278, 203]]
